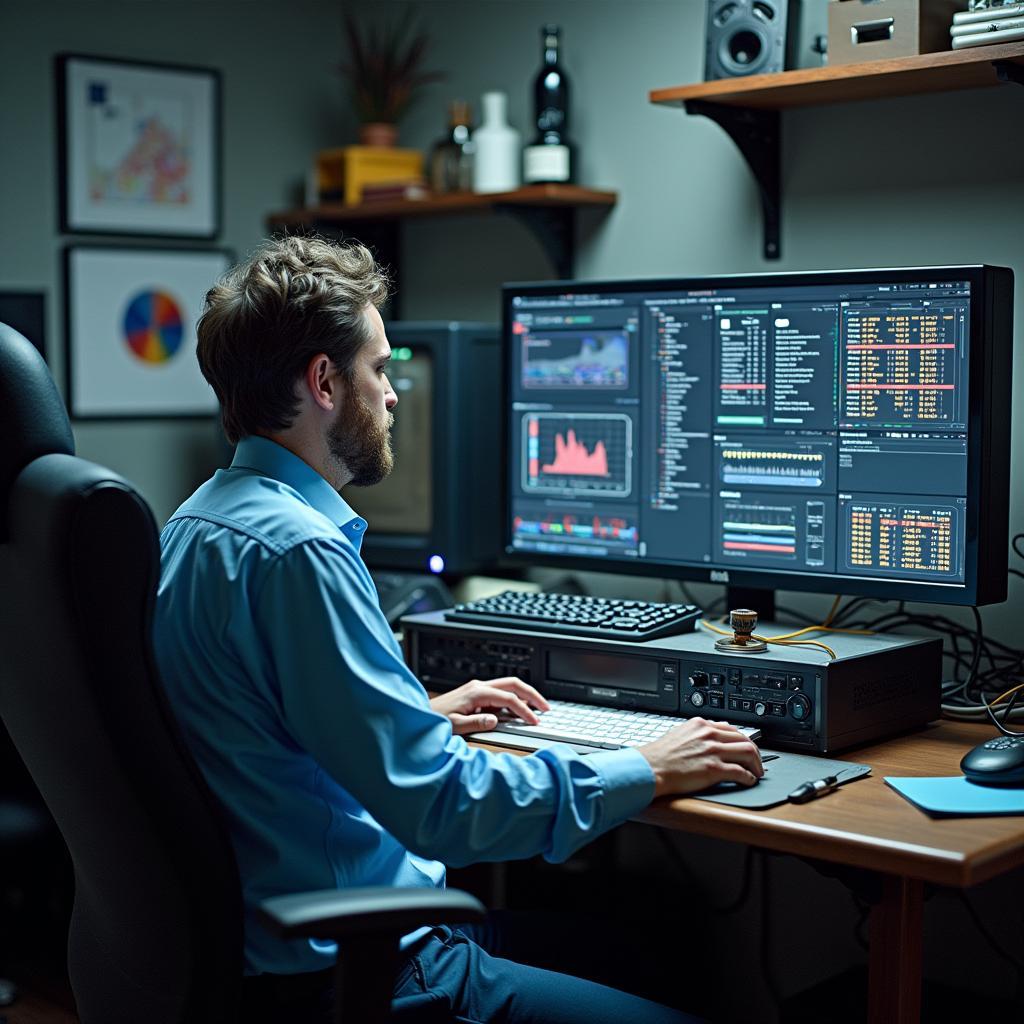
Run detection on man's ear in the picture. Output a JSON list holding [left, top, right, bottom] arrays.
[[304, 354, 339, 412]]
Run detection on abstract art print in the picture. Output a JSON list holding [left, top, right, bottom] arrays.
[[58, 55, 220, 237], [65, 246, 229, 418]]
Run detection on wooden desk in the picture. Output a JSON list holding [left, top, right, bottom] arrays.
[[479, 721, 1024, 1023]]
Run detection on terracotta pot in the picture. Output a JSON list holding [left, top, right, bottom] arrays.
[[359, 122, 398, 147]]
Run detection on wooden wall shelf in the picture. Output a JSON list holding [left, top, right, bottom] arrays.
[[650, 41, 1024, 110], [268, 185, 616, 228], [650, 43, 1024, 259], [268, 185, 617, 311]]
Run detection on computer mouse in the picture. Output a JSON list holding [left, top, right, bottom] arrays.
[[960, 735, 1024, 786]]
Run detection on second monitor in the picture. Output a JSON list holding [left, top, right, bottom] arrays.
[[503, 267, 1013, 607], [347, 320, 503, 578]]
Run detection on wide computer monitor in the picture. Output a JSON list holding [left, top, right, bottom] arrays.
[[347, 320, 503, 577], [502, 267, 1013, 608]]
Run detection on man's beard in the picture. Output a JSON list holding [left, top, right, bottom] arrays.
[[327, 389, 394, 488]]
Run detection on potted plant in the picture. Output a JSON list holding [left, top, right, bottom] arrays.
[[341, 9, 444, 147]]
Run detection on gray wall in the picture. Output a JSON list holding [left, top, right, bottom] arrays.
[[2, 1, 1022, 1011], [384, 0, 1024, 642], [0, 0, 351, 519], [4, 0, 1019, 543]]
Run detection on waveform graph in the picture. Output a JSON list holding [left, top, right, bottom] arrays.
[[719, 447, 825, 488], [521, 329, 629, 389], [522, 413, 632, 497]]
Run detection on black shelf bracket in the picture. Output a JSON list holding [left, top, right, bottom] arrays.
[[496, 204, 577, 279], [684, 100, 781, 260], [994, 60, 1024, 88]]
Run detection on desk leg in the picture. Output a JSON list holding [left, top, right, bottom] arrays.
[[868, 875, 924, 1024]]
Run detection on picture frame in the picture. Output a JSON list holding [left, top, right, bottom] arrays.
[[57, 54, 221, 238], [64, 245, 231, 419]]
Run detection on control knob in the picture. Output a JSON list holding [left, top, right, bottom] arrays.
[[789, 693, 812, 722], [754, 701, 767, 717], [690, 690, 706, 709]]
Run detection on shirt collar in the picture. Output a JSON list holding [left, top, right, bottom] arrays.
[[230, 436, 368, 547]]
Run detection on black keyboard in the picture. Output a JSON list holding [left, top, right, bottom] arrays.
[[444, 591, 702, 642]]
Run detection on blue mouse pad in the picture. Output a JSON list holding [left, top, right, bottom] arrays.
[[885, 776, 1024, 817]]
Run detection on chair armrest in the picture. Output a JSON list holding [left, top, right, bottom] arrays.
[[258, 886, 485, 943]]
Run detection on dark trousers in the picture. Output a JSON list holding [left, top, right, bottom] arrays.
[[240, 910, 704, 1023]]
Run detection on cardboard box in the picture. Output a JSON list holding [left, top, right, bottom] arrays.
[[828, 0, 960, 64], [316, 146, 424, 205]]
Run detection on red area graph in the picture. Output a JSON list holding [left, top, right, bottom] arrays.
[[542, 429, 610, 477]]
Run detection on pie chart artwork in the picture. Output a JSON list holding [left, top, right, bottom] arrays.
[[123, 289, 184, 363]]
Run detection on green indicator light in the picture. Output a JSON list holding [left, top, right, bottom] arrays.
[[392, 347, 413, 361]]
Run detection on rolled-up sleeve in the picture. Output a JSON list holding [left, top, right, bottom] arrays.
[[253, 539, 656, 866]]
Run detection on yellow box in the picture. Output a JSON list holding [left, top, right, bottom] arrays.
[[316, 146, 424, 205]]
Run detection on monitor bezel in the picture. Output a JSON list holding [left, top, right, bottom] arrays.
[[501, 265, 1012, 607]]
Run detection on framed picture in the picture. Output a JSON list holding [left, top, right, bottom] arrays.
[[57, 54, 221, 238], [64, 245, 230, 419]]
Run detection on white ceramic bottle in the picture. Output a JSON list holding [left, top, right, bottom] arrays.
[[471, 91, 521, 194]]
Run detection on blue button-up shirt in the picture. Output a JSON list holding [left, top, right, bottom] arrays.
[[154, 436, 655, 975]]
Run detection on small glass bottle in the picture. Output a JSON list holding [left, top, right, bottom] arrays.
[[522, 25, 575, 185], [429, 100, 474, 194]]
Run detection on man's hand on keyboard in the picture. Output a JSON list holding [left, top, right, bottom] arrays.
[[430, 678, 551, 736], [638, 718, 763, 798]]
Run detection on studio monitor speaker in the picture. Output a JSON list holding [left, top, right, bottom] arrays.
[[704, 0, 792, 80]]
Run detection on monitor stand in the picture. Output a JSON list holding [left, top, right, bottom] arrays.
[[725, 585, 776, 623]]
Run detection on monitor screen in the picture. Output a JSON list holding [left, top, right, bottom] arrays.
[[345, 320, 503, 576], [347, 346, 433, 534], [503, 267, 1013, 605]]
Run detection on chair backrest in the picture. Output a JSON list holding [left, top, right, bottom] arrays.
[[0, 325, 243, 1023]]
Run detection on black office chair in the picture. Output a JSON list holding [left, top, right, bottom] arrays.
[[0, 323, 483, 1024], [0, 726, 60, 1009]]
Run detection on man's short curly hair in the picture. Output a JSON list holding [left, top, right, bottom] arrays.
[[197, 235, 390, 444]]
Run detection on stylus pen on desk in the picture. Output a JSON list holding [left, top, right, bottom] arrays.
[[787, 775, 840, 804]]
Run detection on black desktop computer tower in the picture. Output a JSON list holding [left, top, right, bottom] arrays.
[[347, 321, 502, 578]]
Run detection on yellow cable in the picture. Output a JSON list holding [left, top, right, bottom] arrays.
[[765, 623, 875, 641], [702, 594, 875, 658], [822, 594, 842, 626], [698, 619, 838, 659], [988, 681, 1024, 707], [767, 637, 838, 659], [700, 619, 736, 636]]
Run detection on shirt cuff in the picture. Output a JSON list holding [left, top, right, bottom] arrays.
[[586, 746, 656, 828]]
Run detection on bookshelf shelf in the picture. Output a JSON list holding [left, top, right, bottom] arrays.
[[649, 42, 1024, 258], [268, 185, 616, 227], [651, 42, 1024, 111], [268, 185, 617, 309]]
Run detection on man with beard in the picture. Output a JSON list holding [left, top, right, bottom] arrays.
[[154, 236, 761, 1024]]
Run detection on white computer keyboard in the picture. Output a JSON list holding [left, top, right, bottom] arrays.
[[471, 699, 760, 753]]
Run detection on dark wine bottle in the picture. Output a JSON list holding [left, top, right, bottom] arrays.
[[522, 25, 575, 185]]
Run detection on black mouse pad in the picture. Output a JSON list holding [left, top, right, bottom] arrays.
[[692, 752, 871, 809]]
